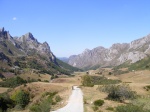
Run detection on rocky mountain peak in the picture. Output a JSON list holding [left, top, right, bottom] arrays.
[[0, 27, 56, 62], [68, 33, 150, 69], [43, 41, 49, 46], [37, 41, 51, 54], [83, 49, 90, 53], [0, 27, 13, 42], [93, 46, 106, 51], [0, 27, 4, 32], [24, 32, 38, 42]]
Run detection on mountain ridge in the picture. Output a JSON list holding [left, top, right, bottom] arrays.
[[0, 27, 81, 76], [67, 33, 150, 70]]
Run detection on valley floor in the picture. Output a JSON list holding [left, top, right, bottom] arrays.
[[52, 86, 83, 112]]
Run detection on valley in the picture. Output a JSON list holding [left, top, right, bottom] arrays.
[[1, 27, 150, 112], [1, 68, 150, 112], [1, 1, 150, 112]]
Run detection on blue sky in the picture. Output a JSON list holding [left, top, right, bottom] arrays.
[[1, 0, 150, 57]]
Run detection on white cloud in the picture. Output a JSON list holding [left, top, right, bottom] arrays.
[[12, 17, 17, 20]]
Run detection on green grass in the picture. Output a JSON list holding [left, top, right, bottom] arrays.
[[91, 76, 121, 85], [115, 104, 150, 112], [114, 56, 150, 71], [81, 75, 121, 87], [30, 92, 59, 112], [106, 107, 114, 111], [0, 76, 27, 88], [128, 56, 150, 71], [132, 97, 150, 110]]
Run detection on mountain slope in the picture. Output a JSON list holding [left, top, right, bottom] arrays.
[[68, 34, 150, 70], [0, 27, 80, 76]]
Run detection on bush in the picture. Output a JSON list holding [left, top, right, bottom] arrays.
[[92, 106, 98, 111], [51, 75, 58, 80], [55, 95, 62, 102], [44, 80, 49, 82], [81, 75, 94, 87], [106, 107, 114, 111], [14, 104, 23, 110], [38, 79, 41, 81], [30, 100, 50, 112], [101, 84, 136, 102], [30, 92, 57, 112], [94, 99, 104, 106], [109, 72, 112, 75], [11, 90, 30, 108], [115, 104, 150, 112], [30, 104, 41, 112], [144, 85, 150, 91], [84, 99, 88, 104], [0, 76, 27, 88], [91, 76, 121, 85], [0, 93, 15, 111]]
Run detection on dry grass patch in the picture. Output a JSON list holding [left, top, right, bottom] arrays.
[[8, 82, 72, 112], [19, 72, 50, 82], [12, 82, 68, 103], [118, 70, 150, 84], [0, 87, 9, 93], [82, 85, 122, 112], [0, 78, 2, 82], [52, 76, 81, 85]]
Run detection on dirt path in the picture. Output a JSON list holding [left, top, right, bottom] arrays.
[[52, 86, 84, 112]]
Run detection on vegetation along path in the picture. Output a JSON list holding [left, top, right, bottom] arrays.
[[52, 86, 84, 112]]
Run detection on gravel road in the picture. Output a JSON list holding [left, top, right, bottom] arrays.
[[52, 86, 84, 112]]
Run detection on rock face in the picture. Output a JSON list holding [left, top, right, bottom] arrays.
[[68, 34, 150, 69], [0, 27, 56, 62]]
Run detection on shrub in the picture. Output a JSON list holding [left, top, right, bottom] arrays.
[[38, 79, 41, 81], [81, 75, 94, 87], [14, 104, 23, 110], [115, 104, 150, 112], [51, 75, 58, 80], [92, 106, 98, 111], [0, 76, 27, 88], [94, 99, 104, 106], [91, 76, 121, 85], [109, 72, 112, 75], [144, 85, 150, 91], [106, 107, 114, 111], [101, 84, 136, 102], [55, 95, 62, 102], [0, 93, 14, 111], [30, 92, 57, 112], [11, 90, 30, 108], [30, 104, 41, 112], [38, 100, 51, 112], [44, 80, 49, 82], [84, 99, 88, 104]]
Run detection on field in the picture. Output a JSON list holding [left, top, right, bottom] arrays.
[[81, 69, 150, 112], [1, 69, 150, 112]]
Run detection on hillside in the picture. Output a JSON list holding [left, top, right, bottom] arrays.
[[114, 56, 150, 71], [68, 34, 150, 70], [0, 27, 81, 77]]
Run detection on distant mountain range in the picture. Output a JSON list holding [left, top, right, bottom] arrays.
[[65, 33, 150, 70], [0, 27, 81, 77]]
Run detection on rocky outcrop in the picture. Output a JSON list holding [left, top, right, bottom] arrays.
[[68, 34, 150, 69], [0, 27, 56, 62], [0, 27, 80, 75]]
